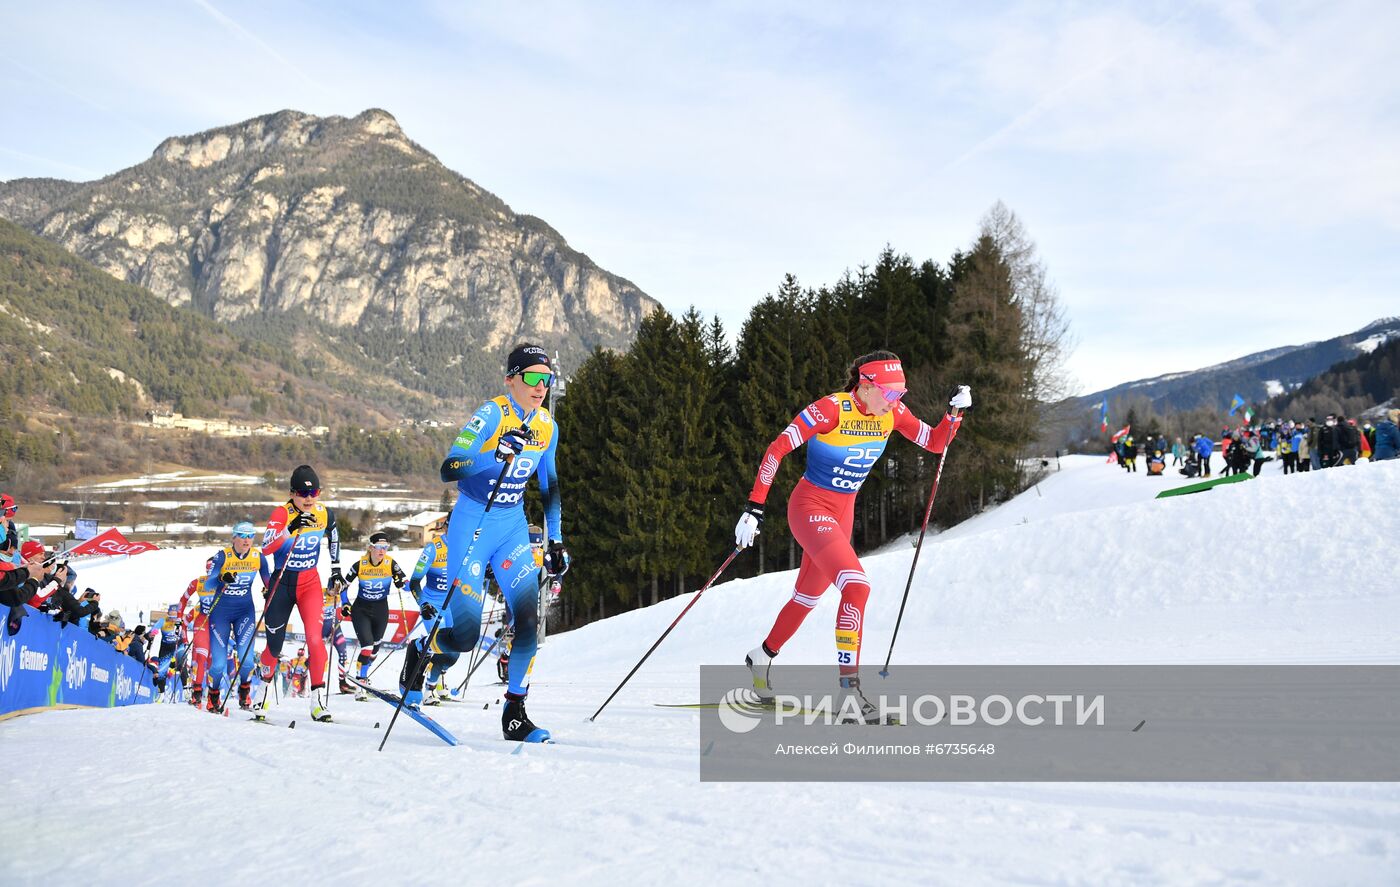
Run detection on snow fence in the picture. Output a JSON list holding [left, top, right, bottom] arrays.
[[0, 607, 159, 720]]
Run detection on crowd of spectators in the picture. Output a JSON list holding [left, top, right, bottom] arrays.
[[1, 493, 152, 663], [1111, 409, 1398, 480]]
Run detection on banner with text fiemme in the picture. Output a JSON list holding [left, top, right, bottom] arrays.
[[1, 607, 158, 719]]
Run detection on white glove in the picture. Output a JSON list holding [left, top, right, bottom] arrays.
[[949, 385, 972, 411], [734, 503, 764, 549]]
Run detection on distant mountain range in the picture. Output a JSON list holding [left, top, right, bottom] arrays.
[[1071, 317, 1400, 415], [0, 108, 659, 402]]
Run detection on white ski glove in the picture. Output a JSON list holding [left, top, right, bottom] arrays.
[[734, 502, 764, 549], [949, 385, 972, 412]]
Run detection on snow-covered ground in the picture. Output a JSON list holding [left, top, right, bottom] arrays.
[[4, 458, 1398, 885]]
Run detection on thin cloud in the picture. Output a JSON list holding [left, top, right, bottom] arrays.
[[189, 0, 331, 98]]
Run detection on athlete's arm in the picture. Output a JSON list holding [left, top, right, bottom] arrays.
[[409, 543, 433, 595], [537, 426, 562, 541], [261, 505, 292, 557], [892, 404, 960, 454], [203, 550, 226, 594], [342, 560, 361, 607], [325, 507, 340, 566], [747, 397, 840, 504], [441, 402, 501, 482]]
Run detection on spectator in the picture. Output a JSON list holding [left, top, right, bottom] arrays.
[[1171, 438, 1185, 467], [1278, 428, 1297, 474], [1294, 424, 1310, 472], [1193, 434, 1214, 477], [1, 494, 18, 564], [129, 625, 150, 662], [1318, 416, 1340, 468], [1373, 410, 1399, 461], [1338, 416, 1361, 465]]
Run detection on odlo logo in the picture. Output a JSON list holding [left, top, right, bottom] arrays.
[[65, 642, 88, 690]]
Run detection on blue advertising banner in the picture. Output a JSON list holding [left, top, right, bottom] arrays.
[[1, 607, 159, 718]]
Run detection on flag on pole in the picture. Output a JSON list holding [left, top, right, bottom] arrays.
[[1111, 424, 1132, 443], [1228, 394, 1246, 416], [1243, 406, 1254, 424], [1097, 400, 1109, 433]]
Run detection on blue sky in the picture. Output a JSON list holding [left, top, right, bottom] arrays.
[[3, 1, 1397, 393]]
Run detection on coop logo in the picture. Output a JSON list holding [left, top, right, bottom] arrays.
[[65, 642, 88, 690], [715, 687, 769, 734], [0, 635, 14, 692]]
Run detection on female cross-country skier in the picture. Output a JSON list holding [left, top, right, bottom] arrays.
[[402, 343, 569, 742], [341, 531, 407, 699], [258, 464, 342, 722], [734, 350, 970, 722], [202, 522, 270, 711]]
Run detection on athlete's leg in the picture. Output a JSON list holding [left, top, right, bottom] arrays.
[[762, 480, 842, 655], [352, 602, 376, 677], [206, 612, 230, 689], [291, 572, 328, 688], [258, 571, 299, 672], [231, 610, 257, 684]]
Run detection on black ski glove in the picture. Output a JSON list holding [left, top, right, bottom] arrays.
[[544, 541, 570, 577], [419, 601, 438, 622], [287, 511, 316, 533], [327, 566, 344, 591], [220, 571, 236, 584]]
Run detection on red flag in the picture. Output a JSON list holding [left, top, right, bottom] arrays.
[[1111, 424, 1132, 443], [67, 527, 160, 558]]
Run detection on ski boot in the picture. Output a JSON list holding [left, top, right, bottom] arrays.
[[310, 685, 332, 722], [251, 687, 272, 722], [430, 681, 454, 705], [338, 675, 354, 695], [207, 688, 222, 713], [237, 682, 253, 711], [496, 654, 510, 684], [835, 676, 891, 725], [188, 686, 204, 709], [400, 685, 423, 710], [502, 693, 551, 743], [354, 683, 369, 702], [745, 644, 776, 703]]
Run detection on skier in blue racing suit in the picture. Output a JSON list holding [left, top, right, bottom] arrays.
[[400, 343, 569, 742]]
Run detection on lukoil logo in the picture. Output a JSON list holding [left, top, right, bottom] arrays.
[[65, 642, 87, 690], [716, 687, 770, 734]]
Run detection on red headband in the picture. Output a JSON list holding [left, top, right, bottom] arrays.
[[858, 359, 905, 387]]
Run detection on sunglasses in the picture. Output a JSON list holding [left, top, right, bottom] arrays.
[[517, 371, 553, 388], [233, 531, 257, 539], [369, 543, 390, 551], [292, 488, 320, 498], [861, 374, 906, 403]]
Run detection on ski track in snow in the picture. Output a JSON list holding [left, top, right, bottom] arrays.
[[4, 456, 1399, 885]]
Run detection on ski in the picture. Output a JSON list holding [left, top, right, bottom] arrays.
[[251, 714, 296, 728], [347, 676, 459, 746]]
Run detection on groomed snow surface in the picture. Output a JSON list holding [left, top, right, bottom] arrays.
[[5, 456, 1399, 885]]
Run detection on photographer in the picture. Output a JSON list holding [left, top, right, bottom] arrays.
[[1, 539, 64, 632]]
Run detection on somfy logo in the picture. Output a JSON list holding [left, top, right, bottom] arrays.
[[716, 687, 769, 734]]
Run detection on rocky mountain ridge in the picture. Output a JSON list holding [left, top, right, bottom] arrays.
[[0, 108, 658, 398]]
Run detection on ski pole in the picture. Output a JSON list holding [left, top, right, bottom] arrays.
[[589, 546, 741, 722], [455, 631, 503, 693], [379, 460, 512, 752], [879, 418, 959, 678]]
